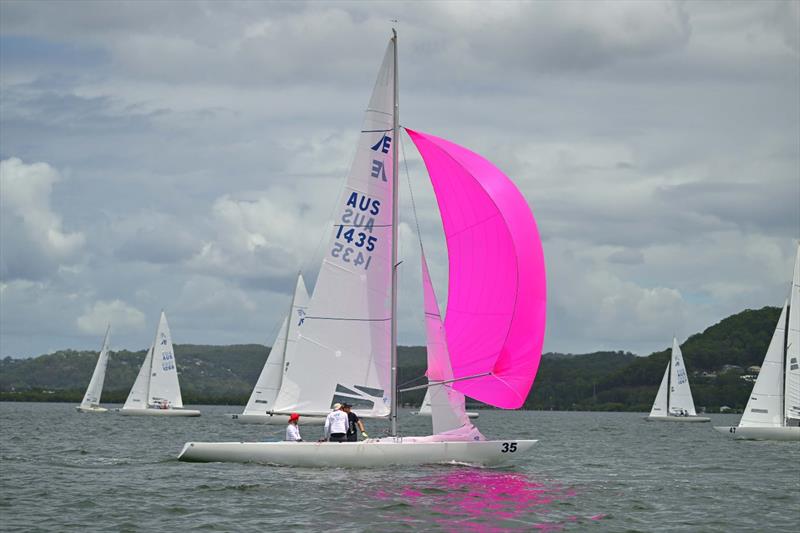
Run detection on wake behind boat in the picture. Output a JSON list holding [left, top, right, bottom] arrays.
[[179, 30, 547, 467], [714, 243, 800, 441], [76, 324, 111, 413], [646, 338, 710, 423], [118, 311, 200, 417]]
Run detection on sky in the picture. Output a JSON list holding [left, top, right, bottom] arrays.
[[1, 0, 798, 359]]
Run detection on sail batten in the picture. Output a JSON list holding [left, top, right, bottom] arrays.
[[406, 129, 547, 409]]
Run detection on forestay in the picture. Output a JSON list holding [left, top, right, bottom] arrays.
[[406, 129, 547, 409], [741, 303, 787, 427], [80, 325, 111, 409], [244, 275, 309, 415], [148, 312, 183, 408], [785, 244, 800, 423], [272, 40, 395, 418], [123, 347, 152, 409], [668, 339, 697, 416]]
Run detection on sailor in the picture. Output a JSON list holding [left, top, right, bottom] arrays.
[[323, 403, 349, 442], [285, 413, 302, 442], [341, 403, 368, 441]]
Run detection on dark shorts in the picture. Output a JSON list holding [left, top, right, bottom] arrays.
[[346, 433, 358, 442], [329, 433, 346, 442]]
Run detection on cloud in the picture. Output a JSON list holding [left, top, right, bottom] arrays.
[[0, 157, 86, 281], [76, 299, 146, 335]]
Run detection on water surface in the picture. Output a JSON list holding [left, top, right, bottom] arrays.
[[1, 403, 797, 531]]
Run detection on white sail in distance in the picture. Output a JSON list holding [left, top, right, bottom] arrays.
[[244, 275, 310, 415], [649, 365, 669, 417], [80, 325, 111, 409], [668, 338, 697, 416], [148, 311, 183, 408], [123, 346, 152, 409], [273, 40, 395, 418], [785, 244, 800, 423], [740, 303, 787, 427]]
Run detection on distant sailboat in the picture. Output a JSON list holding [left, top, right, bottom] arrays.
[[714, 244, 800, 440], [119, 311, 200, 417], [646, 338, 710, 422], [228, 274, 323, 424], [180, 30, 547, 466], [76, 325, 111, 413]]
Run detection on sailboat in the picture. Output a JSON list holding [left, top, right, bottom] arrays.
[[179, 30, 547, 466], [76, 325, 111, 413], [119, 311, 201, 417], [646, 338, 710, 422], [228, 274, 324, 425], [413, 389, 479, 419], [714, 244, 800, 440]]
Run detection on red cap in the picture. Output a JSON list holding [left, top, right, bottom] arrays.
[[289, 413, 300, 421]]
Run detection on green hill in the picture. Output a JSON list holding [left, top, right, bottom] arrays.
[[0, 306, 782, 411]]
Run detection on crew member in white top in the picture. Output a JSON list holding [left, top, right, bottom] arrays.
[[323, 403, 349, 442], [285, 412, 302, 441]]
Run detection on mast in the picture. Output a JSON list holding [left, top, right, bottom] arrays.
[[389, 28, 399, 436], [782, 299, 790, 427], [666, 345, 672, 415]]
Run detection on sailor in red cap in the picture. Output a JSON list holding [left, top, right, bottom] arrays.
[[285, 412, 302, 441]]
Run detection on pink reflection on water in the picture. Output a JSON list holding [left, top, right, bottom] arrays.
[[373, 469, 584, 532]]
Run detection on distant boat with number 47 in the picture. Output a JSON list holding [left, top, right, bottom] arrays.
[[714, 243, 800, 440], [179, 30, 546, 466], [118, 311, 200, 417]]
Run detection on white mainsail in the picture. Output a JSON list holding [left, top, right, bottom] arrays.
[[80, 324, 111, 409], [649, 365, 669, 417], [785, 244, 800, 423], [740, 303, 787, 427], [668, 338, 697, 416], [243, 275, 310, 415], [123, 346, 152, 409], [148, 311, 183, 408], [272, 40, 395, 418]]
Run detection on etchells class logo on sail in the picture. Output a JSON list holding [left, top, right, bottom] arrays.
[[332, 384, 385, 410]]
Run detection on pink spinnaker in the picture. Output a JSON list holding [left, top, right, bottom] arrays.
[[407, 129, 547, 409]]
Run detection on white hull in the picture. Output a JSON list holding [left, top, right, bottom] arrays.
[[413, 411, 479, 419], [646, 415, 710, 423], [76, 405, 108, 413], [227, 413, 326, 425], [713, 426, 800, 441], [118, 408, 201, 417], [178, 438, 537, 467]]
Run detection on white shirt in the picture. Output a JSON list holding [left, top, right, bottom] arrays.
[[324, 410, 349, 436], [285, 423, 301, 441]]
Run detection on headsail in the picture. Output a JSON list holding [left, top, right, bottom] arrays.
[[740, 303, 787, 427], [785, 244, 800, 423], [406, 129, 547, 409], [148, 311, 183, 408], [243, 275, 310, 415], [668, 338, 697, 416], [649, 364, 669, 417], [123, 346, 152, 409], [421, 252, 479, 436], [273, 40, 395, 418], [80, 324, 111, 409]]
